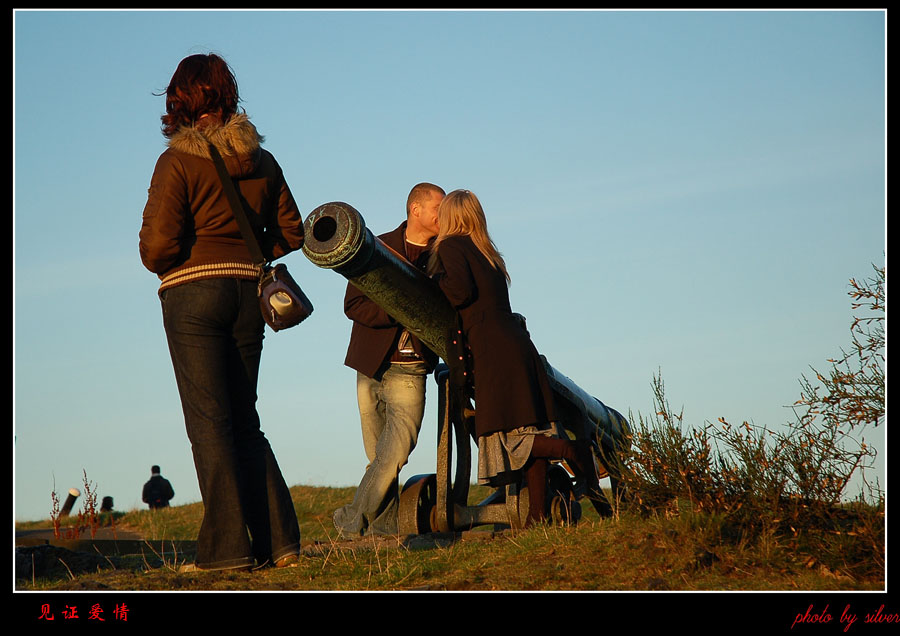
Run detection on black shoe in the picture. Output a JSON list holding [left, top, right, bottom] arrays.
[[574, 440, 613, 518]]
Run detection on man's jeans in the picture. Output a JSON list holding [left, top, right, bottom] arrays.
[[333, 363, 427, 536], [161, 278, 301, 569]]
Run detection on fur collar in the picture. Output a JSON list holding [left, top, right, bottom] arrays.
[[168, 113, 264, 162]]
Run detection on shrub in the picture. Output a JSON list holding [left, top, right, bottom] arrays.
[[617, 264, 885, 578]]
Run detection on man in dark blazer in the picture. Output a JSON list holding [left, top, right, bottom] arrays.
[[333, 183, 444, 536]]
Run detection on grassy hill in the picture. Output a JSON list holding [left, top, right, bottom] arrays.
[[15, 482, 883, 592]]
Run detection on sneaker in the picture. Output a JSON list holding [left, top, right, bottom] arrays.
[[275, 554, 300, 568], [178, 561, 253, 573]]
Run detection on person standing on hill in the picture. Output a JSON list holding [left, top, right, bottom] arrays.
[[139, 53, 303, 570], [142, 465, 175, 509], [333, 183, 444, 536]]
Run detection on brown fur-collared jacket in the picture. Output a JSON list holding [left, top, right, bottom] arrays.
[[139, 113, 303, 292]]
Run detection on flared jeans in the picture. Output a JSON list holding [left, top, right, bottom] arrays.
[[161, 278, 300, 569]]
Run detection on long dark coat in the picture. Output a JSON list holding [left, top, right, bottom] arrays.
[[433, 235, 557, 438]]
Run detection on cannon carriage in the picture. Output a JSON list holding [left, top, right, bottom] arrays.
[[302, 202, 631, 533]]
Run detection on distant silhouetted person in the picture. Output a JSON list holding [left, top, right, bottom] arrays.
[[142, 465, 175, 509], [100, 496, 114, 513]]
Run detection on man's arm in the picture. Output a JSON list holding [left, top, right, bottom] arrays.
[[344, 281, 396, 328]]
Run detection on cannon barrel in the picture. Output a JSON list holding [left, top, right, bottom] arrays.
[[60, 488, 80, 518], [540, 358, 630, 454], [303, 202, 456, 361], [302, 202, 630, 452]]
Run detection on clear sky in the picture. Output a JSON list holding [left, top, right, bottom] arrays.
[[13, 9, 885, 523]]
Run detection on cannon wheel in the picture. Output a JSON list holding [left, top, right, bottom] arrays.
[[398, 474, 437, 535], [504, 481, 529, 530], [547, 464, 581, 526]]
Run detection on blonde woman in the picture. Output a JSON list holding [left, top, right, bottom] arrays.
[[428, 190, 608, 524]]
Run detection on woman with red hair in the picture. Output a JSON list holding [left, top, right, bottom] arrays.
[[139, 54, 303, 570]]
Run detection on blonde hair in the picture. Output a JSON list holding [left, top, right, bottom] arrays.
[[428, 189, 510, 284]]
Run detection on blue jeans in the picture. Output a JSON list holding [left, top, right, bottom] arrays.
[[161, 278, 301, 569], [333, 363, 427, 536]]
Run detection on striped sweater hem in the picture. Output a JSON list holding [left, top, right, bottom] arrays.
[[159, 262, 262, 292]]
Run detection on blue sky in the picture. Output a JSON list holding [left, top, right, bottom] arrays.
[[13, 9, 885, 523]]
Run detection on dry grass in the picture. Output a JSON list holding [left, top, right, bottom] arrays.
[[15, 480, 883, 593]]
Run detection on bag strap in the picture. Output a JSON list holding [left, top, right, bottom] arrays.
[[207, 142, 267, 267]]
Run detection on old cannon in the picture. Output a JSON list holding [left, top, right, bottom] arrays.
[[303, 202, 631, 533]]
